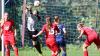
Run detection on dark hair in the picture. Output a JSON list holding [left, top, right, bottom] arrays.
[[54, 16, 59, 22]]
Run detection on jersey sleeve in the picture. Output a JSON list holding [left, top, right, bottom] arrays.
[[62, 24, 66, 33]]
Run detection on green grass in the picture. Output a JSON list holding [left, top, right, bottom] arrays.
[[0, 44, 100, 56]]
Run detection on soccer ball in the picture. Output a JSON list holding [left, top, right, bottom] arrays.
[[34, 0, 40, 7]]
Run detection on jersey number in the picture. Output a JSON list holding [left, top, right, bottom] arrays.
[[49, 28, 54, 35]]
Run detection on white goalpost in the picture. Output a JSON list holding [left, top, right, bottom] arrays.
[[1, 0, 4, 56]]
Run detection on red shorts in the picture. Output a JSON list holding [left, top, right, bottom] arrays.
[[4, 34, 16, 45], [46, 37, 60, 52], [85, 34, 100, 47]]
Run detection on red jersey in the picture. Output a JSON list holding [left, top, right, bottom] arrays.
[[2, 20, 14, 35], [41, 23, 59, 39], [81, 27, 97, 36]]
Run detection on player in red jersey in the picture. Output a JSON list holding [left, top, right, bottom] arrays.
[[0, 12, 19, 56], [33, 16, 60, 56], [77, 22, 100, 56]]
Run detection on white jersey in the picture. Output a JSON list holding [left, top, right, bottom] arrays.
[[27, 16, 35, 31]]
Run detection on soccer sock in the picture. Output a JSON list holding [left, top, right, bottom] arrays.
[[62, 51, 66, 56], [35, 44, 42, 54], [6, 48, 10, 56], [14, 48, 18, 56], [84, 50, 88, 56]]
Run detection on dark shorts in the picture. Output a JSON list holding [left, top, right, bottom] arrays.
[[56, 37, 66, 47], [27, 29, 39, 41], [27, 29, 41, 46]]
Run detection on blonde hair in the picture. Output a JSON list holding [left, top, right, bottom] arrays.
[[77, 22, 84, 27], [45, 16, 51, 30]]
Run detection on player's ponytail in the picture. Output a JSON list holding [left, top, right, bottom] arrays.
[[45, 16, 52, 31]]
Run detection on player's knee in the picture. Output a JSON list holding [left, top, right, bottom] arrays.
[[6, 48, 10, 52], [12, 45, 16, 47], [97, 46, 100, 50], [62, 47, 66, 52], [82, 45, 87, 51], [12, 45, 17, 49], [32, 41, 36, 46]]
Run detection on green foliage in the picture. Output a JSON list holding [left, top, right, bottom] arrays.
[[81, 17, 96, 28]]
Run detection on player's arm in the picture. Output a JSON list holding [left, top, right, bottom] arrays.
[[0, 19, 4, 38], [0, 29, 3, 38], [12, 20, 17, 37], [0, 18, 4, 27], [62, 24, 67, 36], [34, 30, 43, 37], [36, 14, 41, 20], [77, 29, 84, 39], [14, 26, 17, 37], [32, 25, 45, 37]]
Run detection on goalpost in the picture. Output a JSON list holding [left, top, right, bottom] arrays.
[[1, 0, 4, 56], [1, 0, 10, 56]]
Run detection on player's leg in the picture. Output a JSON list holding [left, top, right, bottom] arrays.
[[47, 44, 58, 56], [94, 35, 100, 51], [32, 30, 43, 56], [51, 44, 60, 56], [46, 38, 60, 56], [11, 45, 18, 56], [51, 50, 58, 56], [4, 36, 10, 56], [10, 35, 18, 56], [61, 46, 66, 56], [61, 40, 66, 56], [83, 43, 89, 56], [32, 40, 43, 56], [56, 41, 61, 56], [50, 41, 60, 56], [5, 44, 10, 56], [83, 35, 95, 56]]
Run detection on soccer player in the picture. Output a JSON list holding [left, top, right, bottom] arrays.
[[33, 16, 60, 56], [26, 7, 42, 56], [0, 12, 18, 56], [77, 22, 100, 56], [53, 16, 67, 56]]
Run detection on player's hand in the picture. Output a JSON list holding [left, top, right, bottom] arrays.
[[76, 39, 80, 44], [77, 37, 80, 39], [32, 35, 37, 37]]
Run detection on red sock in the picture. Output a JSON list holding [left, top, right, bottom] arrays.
[[14, 48, 18, 56], [84, 51, 88, 56], [6, 49, 10, 56]]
